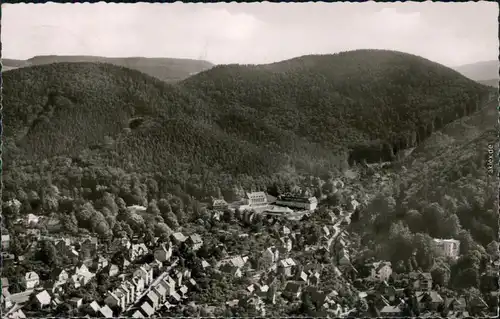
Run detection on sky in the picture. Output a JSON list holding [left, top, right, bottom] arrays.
[[2, 1, 498, 67]]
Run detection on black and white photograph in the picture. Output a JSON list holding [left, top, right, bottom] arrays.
[[1, 1, 499, 318]]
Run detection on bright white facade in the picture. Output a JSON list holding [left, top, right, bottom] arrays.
[[433, 239, 460, 258]]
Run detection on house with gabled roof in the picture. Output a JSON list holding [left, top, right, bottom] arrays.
[[279, 258, 297, 277], [132, 310, 145, 318], [211, 198, 228, 211], [171, 232, 188, 245], [416, 291, 444, 311], [99, 304, 114, 318], [145, 290, 159, 310], [69, 297, 83, 309], [367, 261, 392, 282], [35, 290, 52, 309], [187, 233, 203, 251], [134, 265, 154, 286], [2, 234, 11, 250], [22, 271, 40, 290], [284, 281, 302, 299], [51, 268, 69, 285], [153, 284, 167, 303], [409, 271, 433, 290]]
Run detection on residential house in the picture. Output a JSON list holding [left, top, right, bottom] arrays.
[[433, 239, 460, 259], [244, 192, 268, 207], [130, 243, 149, 261], [132, 310, 145, 318], [409, 272, 433, 290], [159, 276, 176, 295], [35, 290, 52, 309], [416, 291, 444, 311], [279, 258, 297, 277], [89, 301, 101, 314], [219, 256, 248, 277], [7, 309, 26, 319], [43, 280, 64, 295], [179, 285, 189, 298], [106, 264, 120, 277], [278, 237, 293, 253], [22, 271, 40, 290], [69, 297, 83, 309], [118, 285, 131, 306], [140, 301, 155, 317], [1, 234, 10, 250], [367, 261, 392, 282], [94, 256, 109, 271], [337, 248, 351, 266], [284, 281, 302, 299], [211, 198, 228, 211], [153, 244, 172, 262], [80, 237, 98, 256], [27, 214, 40, 226], [145, 290, 160, 310], [187, 233, 203, 251], [132, 277, 145, 295], [150, 259, 163, 271], [105, 291, 126, 311], [380, 305, 403, 317], [153, 284, 167, 303], [171, 232, 188, 245], [168, 291, 182, 304], [134, 265, 154, 286], [261, 246, 280, 269], [99, 305, 114, 318]]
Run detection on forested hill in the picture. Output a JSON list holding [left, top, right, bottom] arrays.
[[3, 50, 494, 180], [2, 55, 214, 83], [182, 49, 493, 164]]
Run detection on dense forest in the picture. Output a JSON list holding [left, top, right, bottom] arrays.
[[3, 50, 494, 179]]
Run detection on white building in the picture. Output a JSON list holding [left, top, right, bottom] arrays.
[[275, 195, 318, 211], [433, 239, 460, 258], [244, 192, 268, 207]]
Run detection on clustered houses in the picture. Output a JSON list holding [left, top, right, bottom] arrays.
[[3, 227, 206, 319]]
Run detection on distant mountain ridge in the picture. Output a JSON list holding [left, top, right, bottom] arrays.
[[2, 55, 214, 83], [453, 60, 498, 84]]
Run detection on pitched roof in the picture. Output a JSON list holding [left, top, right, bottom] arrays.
[[171, 232, 187, 242], [25, 271, 39, 281], [35, 290, 51, 305], [189, 233, 203, 243], [89, 301, 101, 312], [132, 310, 145, 318], [140, 301, 155, 317]]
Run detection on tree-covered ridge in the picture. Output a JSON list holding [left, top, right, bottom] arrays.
[[3, 50, 494, 178], [183, 50, 492, 162], [2, 55, 214, 83]]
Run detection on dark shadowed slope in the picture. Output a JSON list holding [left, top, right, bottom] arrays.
[[183, 49, 492, 164], [2, 55, 214, 82], [453, 60, 499, 82], [3, 50, 494, 178]]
